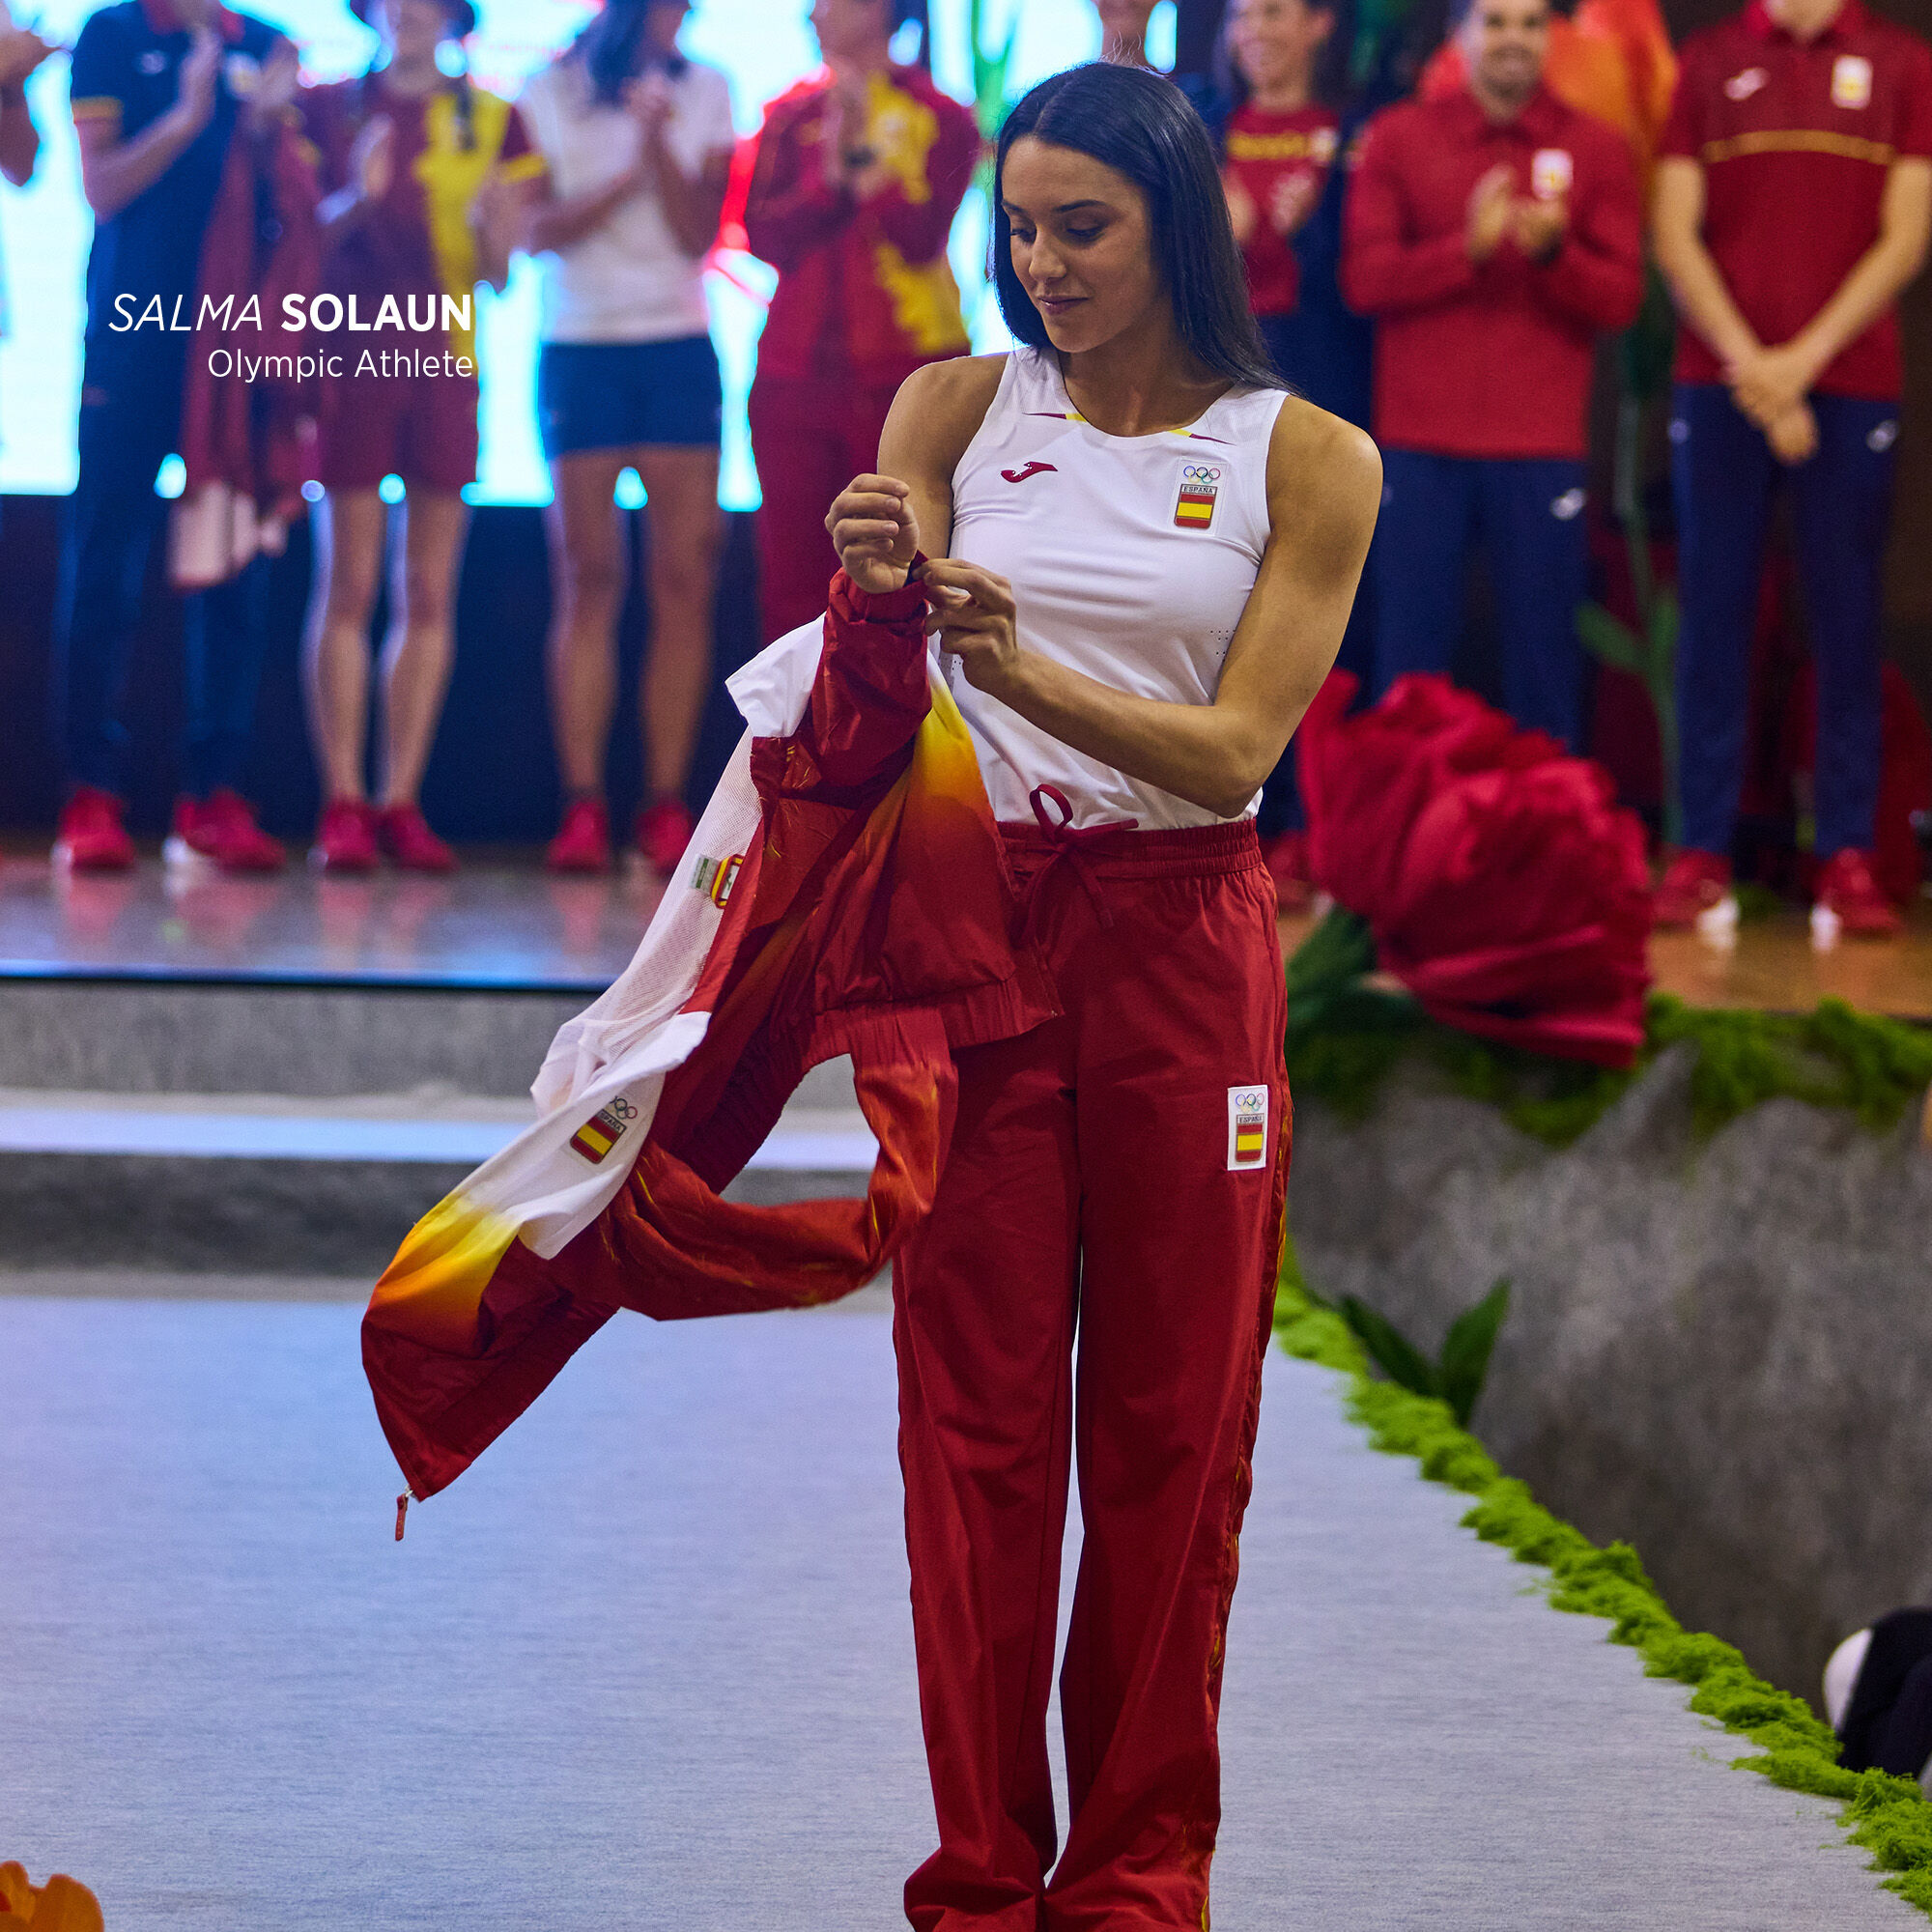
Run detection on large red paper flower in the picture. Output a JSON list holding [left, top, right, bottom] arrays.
[[1298, 672, 1654, 1067]]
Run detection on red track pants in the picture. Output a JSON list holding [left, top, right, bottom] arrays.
[[894, 818, 1291, 1931]]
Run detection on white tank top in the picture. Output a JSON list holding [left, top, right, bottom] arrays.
[[946, 348, 1287, 830]]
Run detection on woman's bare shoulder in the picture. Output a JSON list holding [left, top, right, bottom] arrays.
[[1264, 394, 1382, 541], [884, 355, 1012, 474]]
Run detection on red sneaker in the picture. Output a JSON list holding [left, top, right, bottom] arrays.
[[546, 796, 611, 874], [636, 796, 696, 876], [170, 790, 285, 873], [311, 797, 381, 873], [1654, 848, 1733, 930], [1814, 848, 1902, 938], [1263, 830, 1316, 912], [377, 802, 458, 874], [52, 785, 135, 872]]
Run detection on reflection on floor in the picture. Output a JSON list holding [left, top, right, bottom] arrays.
[[3, 845, 1927, 1018], [0, 848, 664, 988]]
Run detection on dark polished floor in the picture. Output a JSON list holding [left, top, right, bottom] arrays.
[[3, 840, 1928, 1014]]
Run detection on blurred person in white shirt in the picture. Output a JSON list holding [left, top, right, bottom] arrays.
[[520, 0, 735, 877]]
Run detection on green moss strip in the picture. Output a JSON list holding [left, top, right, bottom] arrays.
[[1272, 1238, 1932, 1913], [1282, 982, 1932, 1150]]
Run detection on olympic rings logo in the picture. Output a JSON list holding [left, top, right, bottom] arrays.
[[1181, 464, 1223, 482], [606, 1096, 639, 1124]]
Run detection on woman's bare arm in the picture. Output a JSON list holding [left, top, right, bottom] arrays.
[[921, 399, 1380, 818], [823, 355, 1009, 591]]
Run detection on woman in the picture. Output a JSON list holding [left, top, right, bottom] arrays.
[[824, 61, 1378, 1926], [1217, 0, 1359, 903], [1219, 0, 1342, 397], [300, 0, 542, 872], [521, 0, 735, 876]]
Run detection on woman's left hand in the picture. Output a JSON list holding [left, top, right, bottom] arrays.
[[923, 559, 1022, 697]]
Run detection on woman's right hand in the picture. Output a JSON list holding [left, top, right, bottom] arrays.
[[825, 474, 921, 595]]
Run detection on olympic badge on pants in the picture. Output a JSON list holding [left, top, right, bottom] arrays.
[[1227, 1083, 1270, 1170]]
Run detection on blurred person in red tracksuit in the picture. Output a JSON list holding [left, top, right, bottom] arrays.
[[741, 0, 979, 641], [1343, 0, 1642, 751]]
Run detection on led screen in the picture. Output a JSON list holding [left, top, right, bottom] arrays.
[[0, 0, 1176, 505]]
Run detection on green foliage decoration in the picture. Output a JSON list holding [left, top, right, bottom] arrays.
[[1271, 1236, 1932, 1915], [1577, 262, 1683, 842], [1339, 1277, 1511, 1427], [965, 0, 1018, 188], [1282, 908, 1932, 1146]]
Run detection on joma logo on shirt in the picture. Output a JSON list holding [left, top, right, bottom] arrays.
[[1000, 461, 1057, 485]]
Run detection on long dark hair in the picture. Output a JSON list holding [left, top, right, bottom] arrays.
[[576, 0, 688, 108], [992, 64, 1280, 391]]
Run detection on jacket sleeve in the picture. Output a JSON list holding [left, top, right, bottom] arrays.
[[868, 95, 980, 264], [780, 569, 934, 795], [1529, 135, 1644, 333], [742, 99, 853, 271], [1341, 115, 1478, 316]]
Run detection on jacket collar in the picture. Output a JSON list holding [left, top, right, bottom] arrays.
[[1744, 0, 1865, 44], [1443, 79, 1566, 141]]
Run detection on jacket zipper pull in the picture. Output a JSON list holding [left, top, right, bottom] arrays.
[[394, 1491, 411, 1542]]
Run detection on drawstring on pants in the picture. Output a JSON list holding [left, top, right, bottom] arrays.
[[1018, 784, 1140, 937]]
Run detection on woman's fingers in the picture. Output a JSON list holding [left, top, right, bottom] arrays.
[[825, 492, 908, 536], [919, 558, 1015, 611], [832, 518, 904, 545]]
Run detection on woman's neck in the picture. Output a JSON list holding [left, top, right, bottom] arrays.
[[379, 52, 443, 98], [1057, 320, 1228, 437], [1245, 70, 1313, 114]]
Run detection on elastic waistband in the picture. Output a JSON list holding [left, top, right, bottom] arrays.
[[996, 816, 1264, 880]]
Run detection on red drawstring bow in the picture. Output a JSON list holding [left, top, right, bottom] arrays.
[[1018, 783, 1140, 934]]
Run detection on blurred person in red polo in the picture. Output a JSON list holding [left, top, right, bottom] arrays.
[[1652, 0, 1932, 935], [1344, 0, 1642, 752], [298, 0, 544, 873], [740, 0, 977, 640]]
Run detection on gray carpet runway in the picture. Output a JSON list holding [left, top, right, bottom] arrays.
[[0, 1290, 1915, 1929]]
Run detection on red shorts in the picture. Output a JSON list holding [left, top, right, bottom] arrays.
[[315, 354, 480, 496]]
